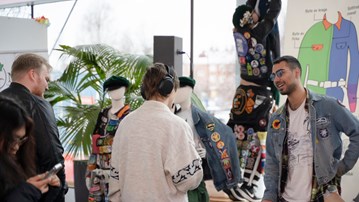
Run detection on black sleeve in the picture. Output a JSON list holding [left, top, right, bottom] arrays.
[[262, 0, 281, 25], [246, 0, 256, 8], [4, 182, 41, 202]]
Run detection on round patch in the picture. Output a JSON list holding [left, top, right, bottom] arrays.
[[260, 65, 268, 74], [261, 49, 266, 57], [255, 44, 264, 53], [272, 119, 281, 129], [251, 60, 259, 68], [211, 132, 221, 142], [259, 118, 267, 128], [244, 32, 251, 39], [232, 88, 247, 115], [216, 140, 225, 149], [319, 128, 329, 138], [247, 128, 254, 135], [251, 38, 257, 47], [249, 48, 255, 55], [253, 53, 260, 60], [259, 58, 266, 65], [252, 67, 260, 76], [238, 132, 245, 140]]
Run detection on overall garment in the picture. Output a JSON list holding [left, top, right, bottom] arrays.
[[228, 0, 281, 200], [264, 90, 359, 201], [86, 105, 130, 202]]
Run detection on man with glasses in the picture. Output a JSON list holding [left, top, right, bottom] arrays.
[[263, 55, 359, 201], [0, 53, 67, 202], [226, 1, 281, 201]]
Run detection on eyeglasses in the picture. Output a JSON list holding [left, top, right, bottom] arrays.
[[270, 69, 285, 81], [12, 136, 28, 146]]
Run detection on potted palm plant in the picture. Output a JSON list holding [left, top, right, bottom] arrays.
[[45, 44, 152, 201]]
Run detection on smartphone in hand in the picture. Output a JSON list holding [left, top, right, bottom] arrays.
[[44, 163, 63, 179]]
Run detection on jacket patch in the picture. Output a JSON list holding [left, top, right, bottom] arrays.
[[319, 128, 329, 138], [211, 132, 221, 142], [206, 123, 215, 131], [272, 119, 281, 129]]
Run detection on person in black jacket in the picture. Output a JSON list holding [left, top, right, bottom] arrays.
[[227, 2, 281, 201], [0, 53, 67, 202], [0, 96, 60, 201]]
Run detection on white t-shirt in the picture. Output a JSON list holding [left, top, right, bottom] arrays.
[[282, 100, 313, 202]]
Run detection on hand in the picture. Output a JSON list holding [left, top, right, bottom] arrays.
[[324, 192, 345, 202], [196, 147, 206, 158], [48, 174, 61, 187], [26, 173, 50, 194]]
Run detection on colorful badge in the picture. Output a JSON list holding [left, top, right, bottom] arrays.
[[319, 128, 329, 138], [259, 118, 267, 128], [211, 132, 221, 142], [272, 119, 281, 129], [216, 141, 225, 149], [206, 123, 215, 131]]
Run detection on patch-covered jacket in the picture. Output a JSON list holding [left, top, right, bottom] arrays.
[[192, 105, 242, 191], [263, 90, 359, 201]]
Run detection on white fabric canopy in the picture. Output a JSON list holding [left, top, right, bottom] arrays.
[[0, 0, 72, 9]]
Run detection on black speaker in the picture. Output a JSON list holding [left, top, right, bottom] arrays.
[[158, 64, 174, 97]]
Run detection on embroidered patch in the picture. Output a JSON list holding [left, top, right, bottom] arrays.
[[206, 123, 215, 131], [211, 132, 221, 142], [247, 128, 254, 135], [172, 158, 202, 184], [237, 132, 245, 140], [316, 117, 329, 127], [259, 118, 267, 128], [319, 128, 329, 138], [220, 149, 229, 159], [272, 119, 281, 129], [216, 141, 225, 149], [244, 32, 251, 39]]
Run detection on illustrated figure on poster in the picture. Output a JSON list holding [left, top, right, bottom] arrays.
[[298, 11, 359, 113], [228, 1, 281, 201], [86, 76, 131, 202], [174, 76, 242, 202]]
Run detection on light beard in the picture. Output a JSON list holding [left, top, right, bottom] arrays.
[[279, 82, 297, 96]]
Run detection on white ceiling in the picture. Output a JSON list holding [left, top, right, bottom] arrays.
[[0, 0, 72, 9]]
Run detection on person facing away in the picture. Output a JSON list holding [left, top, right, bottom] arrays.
[[0, 53, 67, 202], [86, 75, 131, 202], [0, 96, 60, 202], [173, 76, 242, 202], [263, 55, 359, 202], [226, 2, 281, 201], [109, 63, 203, 202]]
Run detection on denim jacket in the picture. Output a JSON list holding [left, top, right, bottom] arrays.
[[192, 105, 242, 191], [263, 90, 359, 201]]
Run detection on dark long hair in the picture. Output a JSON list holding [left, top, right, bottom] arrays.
[[0, 96, 36, 196]]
